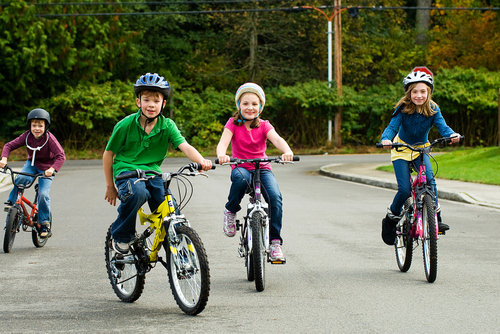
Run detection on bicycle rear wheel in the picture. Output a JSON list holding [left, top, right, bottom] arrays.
[[32, 213, 52, 248], [395, 199, 413, 272], [166, 224, 210, 315], [251, 212, 265, 292], [422, 194, 438, 283], [3, 207, 20, 253], [104, 225, 145, 302]]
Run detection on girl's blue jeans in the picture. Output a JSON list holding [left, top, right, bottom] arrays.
[[8, 160, 53, 224], [111, 175, 165, 243], [226, 167, 284, 243], [390, 155, 438, 216]]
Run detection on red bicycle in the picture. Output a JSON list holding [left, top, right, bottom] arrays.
[[376, 136, 463, 283], [3, 165, 53, 253]]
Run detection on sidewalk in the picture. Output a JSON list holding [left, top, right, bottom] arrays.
[[320, 163, 500, 210]]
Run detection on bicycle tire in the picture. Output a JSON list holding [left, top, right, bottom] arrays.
[[251, 212, 265, 292], [3, 207, 19, 253], [104, 225, 145, 302], [32, 213, 52, 248], [395, 199, 413, 272], [244, 220, 255, 281], [166, 224, 210, 315], [421, 194, 438, 283]]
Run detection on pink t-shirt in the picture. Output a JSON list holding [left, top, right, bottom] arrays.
[[225, 118, 274, 171]]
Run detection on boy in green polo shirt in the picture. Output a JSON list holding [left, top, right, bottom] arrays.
[[103, 72, 212, 254]]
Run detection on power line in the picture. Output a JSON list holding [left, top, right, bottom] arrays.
[[0, 0, 294, 6], [33, 5, 500, 17]]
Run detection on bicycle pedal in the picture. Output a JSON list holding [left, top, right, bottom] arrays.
[[438, 231, 446, 235], [236, 219, 241, 231], [270, 260, 286, 265]]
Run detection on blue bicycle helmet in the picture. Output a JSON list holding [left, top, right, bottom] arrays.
[[133, 73, 170, 98]]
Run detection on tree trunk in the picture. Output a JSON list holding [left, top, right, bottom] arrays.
[[249, 11, 258, 82], [416, 0, 432, 46]]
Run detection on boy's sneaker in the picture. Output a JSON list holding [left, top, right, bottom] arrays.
[[113, 240, 130, 254], [38, 222, 52, 239], [269, 239, 286, 262], [223, 209, 236, 237], [4, 201, 13, 212]]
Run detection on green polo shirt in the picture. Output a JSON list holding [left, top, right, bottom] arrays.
[[106, 110, 186, 178]]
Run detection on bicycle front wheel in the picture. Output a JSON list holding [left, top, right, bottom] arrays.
[[251, 212, 266, 292], [104, 225, 145, 302], [4, 207, 19, 253], [166, 224, 210, 315], [421, 194, 438, 283], [32, 213, 52, 248], [395, 198, 413, 272], [243, 221, 255, 282]]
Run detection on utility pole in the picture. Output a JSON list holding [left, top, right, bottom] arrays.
[[334, 0, 342, 147], [299, 3, 347, 146]]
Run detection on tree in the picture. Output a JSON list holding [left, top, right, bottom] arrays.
[[428, 0, 500, 71], [416, 0, 432, 45]]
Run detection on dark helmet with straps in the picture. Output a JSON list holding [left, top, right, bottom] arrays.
[[27, 108, 51, 130], [133, 73, 170, 98]]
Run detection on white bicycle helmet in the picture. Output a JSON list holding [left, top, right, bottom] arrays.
[[235, 82, 266, 113], [403, 70, 434, 93]]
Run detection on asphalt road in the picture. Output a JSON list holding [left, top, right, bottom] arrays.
[[0, 155, 499, 333]]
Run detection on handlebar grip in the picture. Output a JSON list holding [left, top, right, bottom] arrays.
[[215, 158, 236, 165], [293, 156, 300, 162], [115, 170, 139, 181], [375, 143, 383, 148], [193, 163, 216, 170]]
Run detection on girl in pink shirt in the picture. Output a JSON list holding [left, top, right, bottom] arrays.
[[216, 83, 294, 262]]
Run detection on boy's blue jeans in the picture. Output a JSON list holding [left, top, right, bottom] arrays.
[[111, 175, 165, 243], [8, 160, 53, 224], [390, 155, 438, 216], [226, 168, 284, 243]]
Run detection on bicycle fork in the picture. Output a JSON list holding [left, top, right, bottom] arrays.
[[244, 202, 270, 258]]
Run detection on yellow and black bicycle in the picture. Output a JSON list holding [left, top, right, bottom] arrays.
[[104, 163, 213, 315]]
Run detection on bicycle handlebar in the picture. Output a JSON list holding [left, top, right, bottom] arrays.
[[375, 136, 465, 151], [2, 165, 55, 190], [115, 162, 215, 182], [215, 156, 300, 165]]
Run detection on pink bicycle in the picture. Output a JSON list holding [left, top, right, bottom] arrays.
[[376, 136, 463, 283]]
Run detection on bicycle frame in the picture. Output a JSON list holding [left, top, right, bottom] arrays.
[[111, 165, 208, 274], [15, 189, 38, 229], [409, 155, 439, 240], [245, 166, 270, 257]]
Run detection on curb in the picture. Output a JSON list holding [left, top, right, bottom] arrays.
[[319, 165, 500, 210]]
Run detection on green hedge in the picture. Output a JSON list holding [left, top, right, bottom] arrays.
[[7, 67, 499, 150]]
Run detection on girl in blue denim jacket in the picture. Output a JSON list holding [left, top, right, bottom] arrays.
[[379, 70, 461, 245]]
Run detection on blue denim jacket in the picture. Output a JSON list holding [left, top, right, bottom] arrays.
[[381, 104, 455, 145]]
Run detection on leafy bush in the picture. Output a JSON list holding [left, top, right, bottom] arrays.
[[40, 81, 136, 149]]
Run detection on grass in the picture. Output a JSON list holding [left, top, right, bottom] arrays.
[[376, 147, 500, 186]]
